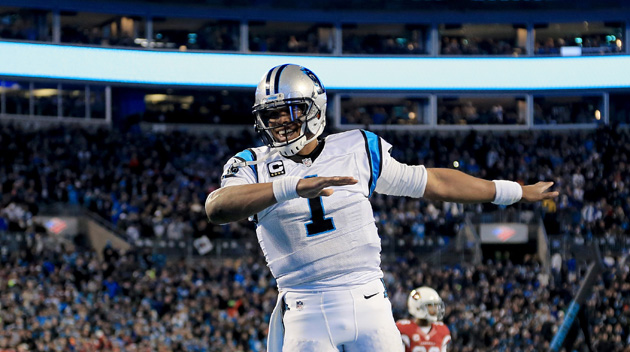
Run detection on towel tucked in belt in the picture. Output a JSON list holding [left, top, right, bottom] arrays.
[[267, 291, 287, 352]]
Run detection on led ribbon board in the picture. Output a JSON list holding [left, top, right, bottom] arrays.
[[1, 41, 629, 90]]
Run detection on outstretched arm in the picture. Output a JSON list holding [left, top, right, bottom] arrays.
[[423, 168, 558, 204], [205, 176, 358, 224], [374, 157, 557, 204], [205, 183, 275, 224]]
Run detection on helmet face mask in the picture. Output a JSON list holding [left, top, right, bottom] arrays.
[[252, 64, 327, 157], [255, 102, 313, 151], [407, 287, 446, 322], [256, 101, 308, 127]]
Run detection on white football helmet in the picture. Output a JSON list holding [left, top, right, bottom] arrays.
[[407, 286, 445, 322], [252, 64, 327, 157]]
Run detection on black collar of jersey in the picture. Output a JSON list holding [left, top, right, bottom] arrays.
[[286, 138, 326, 164]]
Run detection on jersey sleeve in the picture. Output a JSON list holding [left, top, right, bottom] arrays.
[[443, 338, 451, 352], [220, 149, 259, 187], [374, 136, 427, 198], [358, 130, 392, 197], [436, 323, 452, 352], [395, 320, 413, 352]]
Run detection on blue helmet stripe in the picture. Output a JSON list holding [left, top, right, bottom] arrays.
[[273, 64, 289, 94], [264, 69, 273, 95]]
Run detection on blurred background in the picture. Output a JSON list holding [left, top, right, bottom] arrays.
[[0, 0, 629, 351]]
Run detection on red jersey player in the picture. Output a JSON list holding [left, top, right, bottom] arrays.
[[396, 286, 451, 352]]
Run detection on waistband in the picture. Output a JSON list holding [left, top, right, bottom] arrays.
[[282, 278, 389, 311]]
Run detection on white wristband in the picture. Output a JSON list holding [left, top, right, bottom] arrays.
[[272, 176, 301, 203], [492, 180, 522, 205]]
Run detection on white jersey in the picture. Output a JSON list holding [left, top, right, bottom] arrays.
[[220, 129, 427, 291]]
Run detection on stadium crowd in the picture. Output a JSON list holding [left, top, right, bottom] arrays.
[[0, 230, 626, 352], [5, 9, 624, 57], [1, 124, 629, 245], [535, 36, 623, 55], [0, 123, 629, 351], [341, 99, 597, 126], [440, 35, 522, 56]]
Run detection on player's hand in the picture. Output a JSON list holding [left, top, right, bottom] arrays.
[[521, 181, 559, 202], [296, 176, 358, 198]]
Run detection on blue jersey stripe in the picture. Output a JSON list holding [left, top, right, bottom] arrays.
[[235, 149, 258, 183], [360, 130, 382, 197]]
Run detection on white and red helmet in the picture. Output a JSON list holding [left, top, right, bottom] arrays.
[[407, 286, 445, 322], [252, 64, 327, 157]]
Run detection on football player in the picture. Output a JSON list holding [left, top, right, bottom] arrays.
[[397, 287, 451, 352], [205, 64, 558, 352]]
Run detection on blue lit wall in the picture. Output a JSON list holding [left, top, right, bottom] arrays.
[[1, 41, 629, 90]]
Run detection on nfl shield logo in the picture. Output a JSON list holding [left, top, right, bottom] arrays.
[[296, 301, 304, 311], [302, 158, 313, 167]]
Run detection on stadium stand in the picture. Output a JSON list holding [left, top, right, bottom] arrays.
[[1, 0, 630, 351]]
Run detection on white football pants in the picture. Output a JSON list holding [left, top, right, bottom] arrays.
[[280, 278, 404, 352]]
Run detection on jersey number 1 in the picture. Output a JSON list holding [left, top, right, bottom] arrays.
[[304, 175, 335, 236]]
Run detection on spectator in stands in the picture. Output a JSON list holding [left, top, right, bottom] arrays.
[[1, 121, 629, 259], [2, 234, 627, 352]]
